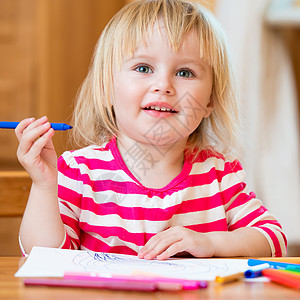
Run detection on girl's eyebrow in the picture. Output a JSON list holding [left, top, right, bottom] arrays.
[[129, 54, 154, 61], [123, 54, 155, 65], [179, 58, 210, 72]]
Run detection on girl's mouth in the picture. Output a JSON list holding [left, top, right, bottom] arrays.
[[143, 105, 178, 113]]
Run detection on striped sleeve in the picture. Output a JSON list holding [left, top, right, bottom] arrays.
[[220, 159, 287, 257], [57, 151, 83, 250]]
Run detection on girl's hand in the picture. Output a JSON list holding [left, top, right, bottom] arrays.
[[138, 226, 215, 260], [15, 116, 58, 189]]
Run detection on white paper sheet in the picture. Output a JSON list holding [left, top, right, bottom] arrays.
[[14, 247, 257, 281]]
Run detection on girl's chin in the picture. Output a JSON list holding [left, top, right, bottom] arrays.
[[117, 130, 188, 148], [138, 138, 186, 150]]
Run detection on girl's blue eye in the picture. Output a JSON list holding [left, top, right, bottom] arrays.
[[135, 65, 151, 73], [177, 69, 194, 78]]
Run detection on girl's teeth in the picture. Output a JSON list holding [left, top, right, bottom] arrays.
[[147, 106, 174, 112]]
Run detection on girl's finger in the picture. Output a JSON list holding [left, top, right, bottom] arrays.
[[145, 237, 182, 259], [18, 128, 55, 172], [138, 226, 187, 259], [27, 128, 55, 159], [142, 233, 182, 260], [22, 116, 48, 135], [138, 234, 163, 258], [15, 118, 35, 141], [156, 240, 186, 260], [17, 122, 52, 158]]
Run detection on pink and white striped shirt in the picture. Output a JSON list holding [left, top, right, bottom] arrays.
[[57, 138, 287, 257]]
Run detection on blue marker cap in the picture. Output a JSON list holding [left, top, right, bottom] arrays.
[[50, 123, 73, 130], [244, 263, 271, 278]]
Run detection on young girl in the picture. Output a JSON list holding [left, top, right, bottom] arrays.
[[15, 0, 287, 259]]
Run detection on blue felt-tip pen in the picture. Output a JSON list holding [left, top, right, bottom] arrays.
[[0, 121, 72, 131], [244, 263, 271, 278], [248, 259, 300, 270]]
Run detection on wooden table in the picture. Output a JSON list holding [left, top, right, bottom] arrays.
[[1, 257, 300, 299]]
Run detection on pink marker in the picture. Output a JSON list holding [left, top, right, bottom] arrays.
[[24, 277, 157, 291], [63, 271, 208, 290]]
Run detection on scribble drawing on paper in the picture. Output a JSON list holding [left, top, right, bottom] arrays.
[[72, 251, 185, 273], [71, 251, 232, 279]]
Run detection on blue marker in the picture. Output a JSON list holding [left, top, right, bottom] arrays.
[[244, 263, 271, 278], [0, 121, 72, 131], [248, 259, 300, 270]]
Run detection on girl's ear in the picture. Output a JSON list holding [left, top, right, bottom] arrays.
[[203, 96, 214, 118]]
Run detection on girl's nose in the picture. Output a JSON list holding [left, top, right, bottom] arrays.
[[152, 74, 175, 96], [153, 88, 173, 95]]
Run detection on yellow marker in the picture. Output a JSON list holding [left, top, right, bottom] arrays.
[[215, 272, 244, 284]]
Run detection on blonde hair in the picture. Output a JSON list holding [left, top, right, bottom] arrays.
[[72, 0, 239, 157]]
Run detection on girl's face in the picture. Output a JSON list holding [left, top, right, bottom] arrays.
[[113, 20, 213, 149]]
